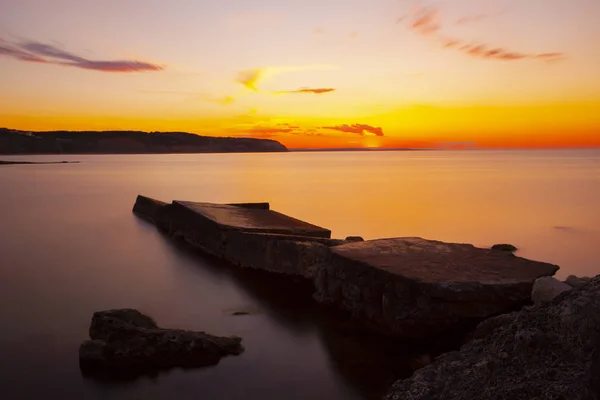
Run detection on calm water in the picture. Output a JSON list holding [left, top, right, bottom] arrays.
[[0, 150, 599, 400]]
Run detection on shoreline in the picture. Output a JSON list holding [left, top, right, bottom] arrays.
[[0, 160, 80, 165]]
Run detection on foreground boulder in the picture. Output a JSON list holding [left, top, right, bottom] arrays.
[[315, 237, 559, 338], [531, 276, 572, 304], [79, 309, 243, 378], [385, 275, 600, 400], [566, 275, 593, 288]]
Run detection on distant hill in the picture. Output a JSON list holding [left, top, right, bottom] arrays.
[[0, 128, 288, 154]]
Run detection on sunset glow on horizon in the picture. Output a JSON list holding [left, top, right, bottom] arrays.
[[1, 0, 599, 149]]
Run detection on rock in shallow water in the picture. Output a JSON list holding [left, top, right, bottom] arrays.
[[79, 309, 243, 378], [384, 275, 600, 400]]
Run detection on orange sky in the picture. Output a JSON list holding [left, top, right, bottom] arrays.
[[1, 0, 599, 148]]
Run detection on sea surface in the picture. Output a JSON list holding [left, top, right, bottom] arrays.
[[0, 150, 599, 400]]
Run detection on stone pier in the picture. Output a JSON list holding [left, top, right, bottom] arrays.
[[133, 195, 559, 338]]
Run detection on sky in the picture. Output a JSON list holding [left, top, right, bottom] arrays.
[[1, 0, 599, 148]]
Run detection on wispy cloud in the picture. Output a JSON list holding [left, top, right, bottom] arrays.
[[236, 123, 320, 139], [455, 14, 487, 25], [0, 40, 46, 62], [207, 96, 237, 105], [411, 7, 441, 36], [323, 124, 384, 136], [405, 6, 565, 62], [0, 38, 163, 72], [235, 68, 265, 91], [234, 65, 337, 92], [223, 66, 338, 103], [276, 88, 335, 95]]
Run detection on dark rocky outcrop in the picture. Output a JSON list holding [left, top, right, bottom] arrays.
[[384, 276, 600, 400], [0, 128, 288, 154], [79, 309, 243, 378]]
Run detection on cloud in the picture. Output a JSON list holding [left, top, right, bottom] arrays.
[[455, 14, 487, 25], [0, 38, 163, 72], [405, 6, 565, 62], [313, 28, 325, 35], [410, 7, 440, 36], [207, 95, 236, 105], [234, 65, 338, 91], [0, 40, 47, 62], [323, 124, 384, 136], [235, 68, 265, 91], [276, 88, 335, 95], [236, 123, 321, 139], [350, 31, 358, 39]]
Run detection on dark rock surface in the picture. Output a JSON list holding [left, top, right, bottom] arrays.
[[79, 309, 243, 378], [315, 237, 559, 338], [0, 128, 288, 154], [384, 276, 600, 400]]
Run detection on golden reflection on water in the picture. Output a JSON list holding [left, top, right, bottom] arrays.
[[2, 149, 599, 279]]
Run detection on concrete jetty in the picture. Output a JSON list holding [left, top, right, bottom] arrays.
[[133, 195, 559, 338]]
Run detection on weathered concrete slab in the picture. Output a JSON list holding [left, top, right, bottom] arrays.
[[174, 201, 330, 237], [314, 237, 559, 338], [134, 196, 562, 339], [132, 195, 333, 276]]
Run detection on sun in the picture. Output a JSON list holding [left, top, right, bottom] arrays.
[[364, 137, 382, 148]]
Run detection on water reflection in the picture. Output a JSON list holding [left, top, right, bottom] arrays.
[[109, 220, 462, 399], [1, 150, 598, 400]]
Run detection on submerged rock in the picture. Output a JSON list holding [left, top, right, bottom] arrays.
[[384, 276, 600, 400], [532, 276, 572, 304], [79, 309, 243, 378]]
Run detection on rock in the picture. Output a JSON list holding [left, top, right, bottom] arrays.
[[132, 195, 168, 223], [384, 275, 600, 400], [491, 243, 518, 252], [316, 237, 559, 338], [345, 236, 364, 242], [231, 311, 250, 316], [79, 309, 243, 378], [227, 202, 270, 210], [531, 276, 572, 304], [565, 275, 593, 288]]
